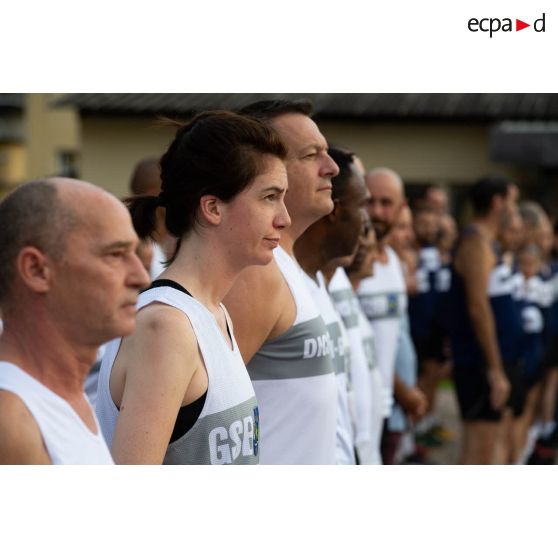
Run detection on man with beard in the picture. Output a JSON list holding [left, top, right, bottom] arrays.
[[356, 168, 407, 462]]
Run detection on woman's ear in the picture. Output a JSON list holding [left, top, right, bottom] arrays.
[[199, 195, 223, 226]]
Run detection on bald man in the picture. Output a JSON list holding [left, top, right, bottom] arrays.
[[425, 186, 449, 216], [356, 168, 407, 462], [0, 178, 149, 464]]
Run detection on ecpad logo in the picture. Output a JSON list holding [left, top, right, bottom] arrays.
[[468, 13, 546, 37]]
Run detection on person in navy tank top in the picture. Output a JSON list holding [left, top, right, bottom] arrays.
[[447, 175, 521, 464]]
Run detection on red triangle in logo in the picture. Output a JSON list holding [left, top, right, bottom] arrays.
[[516, 19, 530, 31]]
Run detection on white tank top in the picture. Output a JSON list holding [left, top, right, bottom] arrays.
[[0, 362, 113, 464], [357, 305, 386, 464], [356, 246, 406, 416], [329, 267, 380, 463], [247, 247, 337, 464], [303, 270, 355, 465], [96, 285, 259, 464]]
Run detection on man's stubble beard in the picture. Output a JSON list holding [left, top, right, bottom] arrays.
[[372, 219, 392, 242]]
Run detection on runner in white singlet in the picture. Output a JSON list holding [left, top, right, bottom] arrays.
[[96, 111, 290, 464], [224, 100, 340, 464]]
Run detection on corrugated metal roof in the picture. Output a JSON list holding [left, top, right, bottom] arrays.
[[53, 93, 558, 120]]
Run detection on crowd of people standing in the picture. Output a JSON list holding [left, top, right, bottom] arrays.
[[0, 98, 557, 465]]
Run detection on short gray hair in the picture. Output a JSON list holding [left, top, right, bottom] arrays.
[[0, 179, 80, 305]]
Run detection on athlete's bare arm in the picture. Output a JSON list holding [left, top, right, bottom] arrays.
[[224, 259, 296, 364], [0, 391, 51, 464], [454, 232, 510, 410], [110, 305, 205, 464]]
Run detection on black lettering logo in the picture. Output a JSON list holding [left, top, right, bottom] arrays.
[[468, 13, 546, 37]]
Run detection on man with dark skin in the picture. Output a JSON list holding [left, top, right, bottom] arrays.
[[294, 147, 369, 464], [448, 176, 519, 464]]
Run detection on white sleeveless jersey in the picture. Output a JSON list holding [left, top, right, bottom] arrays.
[[303, 270, 355, 465], [247, 247, 337, 464], [357, 306, 385, 464], [96, 286, 259, 465], [357, 247, 406, 416], [329, 267, 384, 464], [0, 362, 113, 464]]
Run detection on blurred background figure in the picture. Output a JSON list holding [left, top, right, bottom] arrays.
[[408, 200, 453, 449], [447, 176, 520, 464], [129, 157, 176, 279], [511, 244, 546, 463], [387, 205, 428, 463], [424, 186, 449, 217]]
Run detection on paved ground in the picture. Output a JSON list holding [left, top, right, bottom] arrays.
[[422, 384, 558, 465]]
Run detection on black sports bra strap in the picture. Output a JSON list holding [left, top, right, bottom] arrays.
[[143, 279, 193, 297], [143, 279, 232, 342]]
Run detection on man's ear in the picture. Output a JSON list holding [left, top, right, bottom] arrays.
[[328, 198, 342, 223], [16, 247, 52, 294], [199, 195, 222, 226]]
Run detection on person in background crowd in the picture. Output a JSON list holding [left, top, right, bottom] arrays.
[[518, 203, 558, 463], [498, 209, 524, 267], [528, 217, 558, 463], [424, 186, 449, 216], [437, 214, 458, 265], [447, 176, 521, 464], [0, 178, 149, 464], [408, 200, 451, 448], [511, 244, 547, 463], [129, 157, 175, 279], [387, 205, 428, 463], [357, 168, 408, 463], [96, 111, 290, 464]]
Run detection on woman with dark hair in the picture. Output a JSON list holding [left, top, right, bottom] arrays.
[[95, 111, 290, 464]]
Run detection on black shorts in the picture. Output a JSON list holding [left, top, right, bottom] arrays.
[[414, 324, 449, 365], [453, 361, 526, 422]]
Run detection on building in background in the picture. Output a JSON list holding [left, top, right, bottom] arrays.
[[0, 93, 80, 194], [3, 94, 558, 217]]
